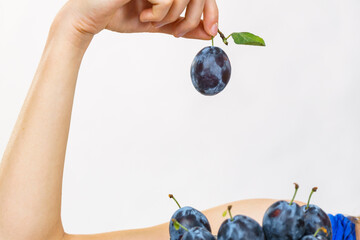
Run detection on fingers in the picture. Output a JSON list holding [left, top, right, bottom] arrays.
[[174, 0, 206, 38], [141, 0, 217, 39], [150, 18, 212, 40], [203, 0, 218, 36], [153, 0, 190, 28], [109, 0, 133, 9], [181, 24, 212, 40], [140, 0, 173, 22]]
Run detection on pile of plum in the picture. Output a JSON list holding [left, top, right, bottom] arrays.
[[169, 184, 332, 240]]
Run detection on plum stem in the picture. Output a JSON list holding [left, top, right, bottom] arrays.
[[306, 187, 318, 210], [217, 29, 228, 45], [169, 194, 181, 209], [172, 219, 189, 232], [289, 183, 299, 205], [314, 227, 327, 237], [211, 37, 214, 46], [228, 205, 234, 221]]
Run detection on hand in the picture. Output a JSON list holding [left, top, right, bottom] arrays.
[[54, 0, 219, 45]]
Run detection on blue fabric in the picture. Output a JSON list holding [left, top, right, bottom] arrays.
[[328, 214, 356, 240]]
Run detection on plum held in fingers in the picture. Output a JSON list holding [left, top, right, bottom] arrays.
[[262, 183, 305, 240], [217, 206, 265, 240], [190, 46, 231, 96], [302, 187, 332, 240]]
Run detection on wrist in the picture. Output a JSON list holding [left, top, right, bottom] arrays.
[[49, 5, 94, 53]]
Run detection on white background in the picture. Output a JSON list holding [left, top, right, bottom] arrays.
[[1, 0, 360, 235]]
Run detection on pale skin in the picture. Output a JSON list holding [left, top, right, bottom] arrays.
[[0, 0, 358, 239]]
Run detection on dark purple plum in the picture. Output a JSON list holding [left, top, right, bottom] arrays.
[[301, 227, 329, 240], [182, 226, 216, 240], [190, 46, 231, 96], [262, 183, 305, 240], [302, 188, 332, 240], [302, 205, 332, 240], [169, 195, 211, 240], [301, 236, 317, 240], [217, 215, 265, 240], [301, 235, 327, 240], [169, 207, 211, 240]]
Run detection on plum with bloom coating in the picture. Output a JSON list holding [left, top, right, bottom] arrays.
[[301, 227, 329, 240], [182, 226, 215, 240], [302, 205, 332, 240], [263, 201, 305, 240], [169, 207, 211, 240], [217, 215, 265, 240], [190, 46, 231, 96], [301, 235, 327, 240], [262, 183, 305, 240], [302, 188, 332, 240]]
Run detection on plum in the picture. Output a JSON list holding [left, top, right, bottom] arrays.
[[190, 46, 231, 96], [169, 195, 211, 240], [301, 227, 329, 240], [262, 183, 305, 240], [302, 188, 332, 240], [217, 206, 265, 240], [182, 226, 215, 240], [169, 207, 212, 240]]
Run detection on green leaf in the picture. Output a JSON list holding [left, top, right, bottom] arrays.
[[231, 32, 266, 46], [222, 210, 228, 217]]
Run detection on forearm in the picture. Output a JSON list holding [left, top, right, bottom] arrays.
[[63, 224, 169, 240], [63, 199, 296, 240], [0, 20, 90, 240]]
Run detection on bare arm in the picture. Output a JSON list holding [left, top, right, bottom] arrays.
[[1, 1, 356, 238], [0, 21, 90, 240], [0, 0, 218, 240], [64, 201, 360, 240], [62, 199, 282, 239], [0, 25, 88, 240]]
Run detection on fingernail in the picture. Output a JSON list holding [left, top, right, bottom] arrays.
[[210, 23, 218, 36]]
